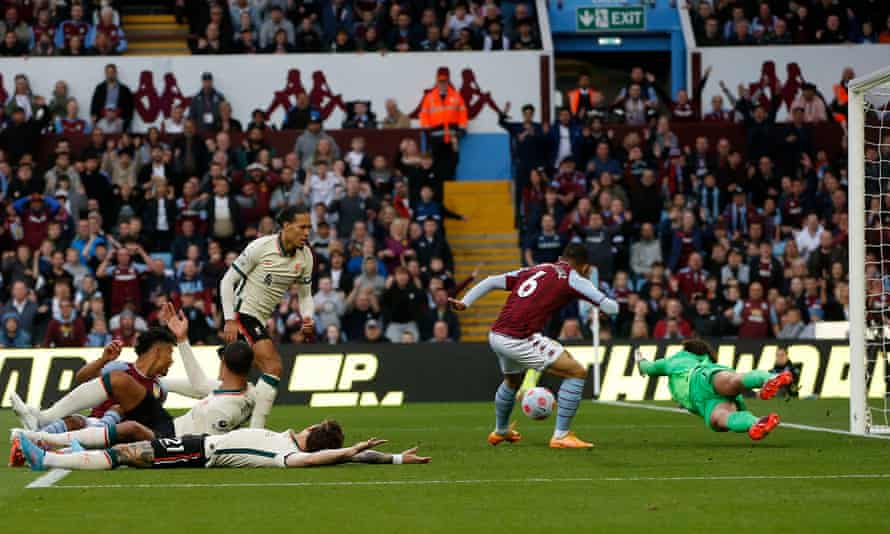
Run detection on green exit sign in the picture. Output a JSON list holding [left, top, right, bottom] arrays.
[[576, 6, 646, 32]]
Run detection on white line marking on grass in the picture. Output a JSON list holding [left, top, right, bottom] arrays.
[[26, 469, 70, 488], [595, 400, 890, 440], [40, 473, 890, 490]]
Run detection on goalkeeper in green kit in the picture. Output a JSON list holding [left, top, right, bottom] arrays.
[[635, 340, 793, 441]]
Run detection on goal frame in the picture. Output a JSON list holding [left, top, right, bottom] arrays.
[[848, 66, 890, 434]]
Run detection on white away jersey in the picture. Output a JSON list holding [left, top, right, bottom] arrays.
[[173, 385, 256, 437], [204, 428, 307, 468], [231, 234, 314, 321]]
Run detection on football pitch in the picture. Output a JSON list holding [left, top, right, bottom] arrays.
[[2, 399, 888, 533]]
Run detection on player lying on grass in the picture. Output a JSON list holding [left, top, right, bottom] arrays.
[[634, 339, 793, 440], [450, 243, 619, 449], [10, 305, 255, 455], [220, 204, 316, 430], [17, 422, 431, 470]]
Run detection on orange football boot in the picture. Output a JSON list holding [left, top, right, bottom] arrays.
[[759, 371, 793, 400], [748, 413, 780, 441], [488, 423, 522, 446], [549, 432, 594, 449], [8, 437, 25, 467]]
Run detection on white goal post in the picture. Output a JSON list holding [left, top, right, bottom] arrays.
[[848, 66, 890, 435]]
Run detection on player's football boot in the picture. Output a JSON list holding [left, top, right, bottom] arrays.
[[9, 392, 39, 431], [748, 413, 780, 441], [487, 423, 522, 446], [759, 371, 794, 400], [8, 437, 25, 467], [17, 433, 47, 471], [549, 432, 594, 449]]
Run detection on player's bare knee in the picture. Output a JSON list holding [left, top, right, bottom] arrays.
[[504, 374, 523, 390], [63, 415, 85, 430], [567, 362, 587, 379]]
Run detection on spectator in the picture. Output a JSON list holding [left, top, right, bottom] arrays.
[[429, 320, 453, 342], [314, 276, 345, 333], [95, 106, 123, 134], [735, 281, 771, 338], [207, 176, 243, 252], [189, 72, 226, 133], [690, 297, 721, 337], [795, 213, 824, 260], [342, 101, 376, 129], [381, 266, 423, 342], [112, 309, 139, 345], [87, 6, 128, 54], [0, 29, 26, 56], [55, 4, 91, 50], [294, 113, 341, 163], [89, 64, 134, 131], [180, 290, 214, 344], [1, 280, 38, 335], [420, 25, 447, 51], [259, 6, 295, 48], [653, 299, 692, 339], [524, 213, 563, 266], [421, 287, 461, 341], [362, 318, 389, 343], [381, 99, 410, 129], [419, 67, 467, 180], [263, 27, 297, 53], [43, 298, 86, 347], [86, 317, 112, 347], [791, 83, 829, 123], [777, 307, 806, 339]]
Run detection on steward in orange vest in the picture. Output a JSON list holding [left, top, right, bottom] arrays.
[[419, 67, 468, 143]]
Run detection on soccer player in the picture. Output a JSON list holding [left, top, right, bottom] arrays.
[[11, 304, 257, 454], [450, 243, 619, 448], [219, 204, 315, 429], [635, 339, 793, 440], [17, 422, 431, 471]]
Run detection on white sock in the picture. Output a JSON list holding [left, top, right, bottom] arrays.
[[553, 430, 569, 439], [39, 379, 109, 426], [249, 374, 280, 429], [44, 450, 115, 471], [26, 426, 114, 449]]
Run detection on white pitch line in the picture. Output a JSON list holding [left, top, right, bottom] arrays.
[[39, 473, 890, 490], [595, 400, 890, 440], [26, 469, 71, 489]]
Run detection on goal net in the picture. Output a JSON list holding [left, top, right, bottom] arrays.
[[849, 67, 890, 434]]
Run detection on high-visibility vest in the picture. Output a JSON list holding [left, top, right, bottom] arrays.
[[419, 86, 468, 142], [832, 83, 848, 122], [568, 88, 601, 115]]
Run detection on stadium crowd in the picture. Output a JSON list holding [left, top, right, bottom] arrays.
[[0, 1, 127, 56], [505, 65, 855, 342], [690, 0, 890, 45], [0, 64, 470, 348], [182, 0, 541, 54]]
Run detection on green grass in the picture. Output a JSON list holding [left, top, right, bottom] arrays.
[[2, 399, 888, 533]]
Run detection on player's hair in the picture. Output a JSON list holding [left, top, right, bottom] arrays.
[[305, 419, 345, 452], [276, 204, 310, 226], [562, 243, 589, 266], [220, 340, 254, 376], [683, 339, 716, 361], [134, 327, 177, 357]]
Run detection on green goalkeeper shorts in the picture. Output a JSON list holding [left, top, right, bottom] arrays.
[[689, 364, 739, 431]]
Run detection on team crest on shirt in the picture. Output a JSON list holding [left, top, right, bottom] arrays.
[[152, 382, 162, 399], [293, 262, 302, 272]]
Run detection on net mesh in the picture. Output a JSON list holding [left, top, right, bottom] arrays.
[[862, 82, 890, 432]]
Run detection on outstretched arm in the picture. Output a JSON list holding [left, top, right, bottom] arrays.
[[285, 438, 387, 468], [449, 272, 513, 310], [635, 350, 670, 376], [157, 303, 217, 398], [349, 446, 431, 465]]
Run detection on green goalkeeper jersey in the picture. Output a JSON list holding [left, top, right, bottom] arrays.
[[638, 350, 713, 413]]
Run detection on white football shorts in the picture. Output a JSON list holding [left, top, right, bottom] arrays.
[[488, 331, 565, 374]]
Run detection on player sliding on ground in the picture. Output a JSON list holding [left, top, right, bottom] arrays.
[[9, 304, 256, 460], [450, 243, 619, 448], [219, 204, 316, 429], [17, 422, 430, 471], [634, 339, 793, 441]]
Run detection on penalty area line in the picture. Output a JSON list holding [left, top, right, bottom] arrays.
[[26, 469, 71, 489], [594, 400, 890, 440], [41, 473, 890, 490]]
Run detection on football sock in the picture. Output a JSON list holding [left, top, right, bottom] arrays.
[[494, 382, 516, 434], [554, 377, 585, 439], [727, 411, 758, 433], [39, 418, 72, 434], [97, 410, 122, 427], [249, 374, 280, 429], [741, 370, 772, 390], [44, 449, 118, 470], [38, 379, 108, 427], [25, 425, 118, 449]]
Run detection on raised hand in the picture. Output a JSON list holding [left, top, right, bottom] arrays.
[[448, 298, 467, 311], [102, 339, 124, 362]]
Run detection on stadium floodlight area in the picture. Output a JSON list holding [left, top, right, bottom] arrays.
[[849, 65, 890, 434]]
